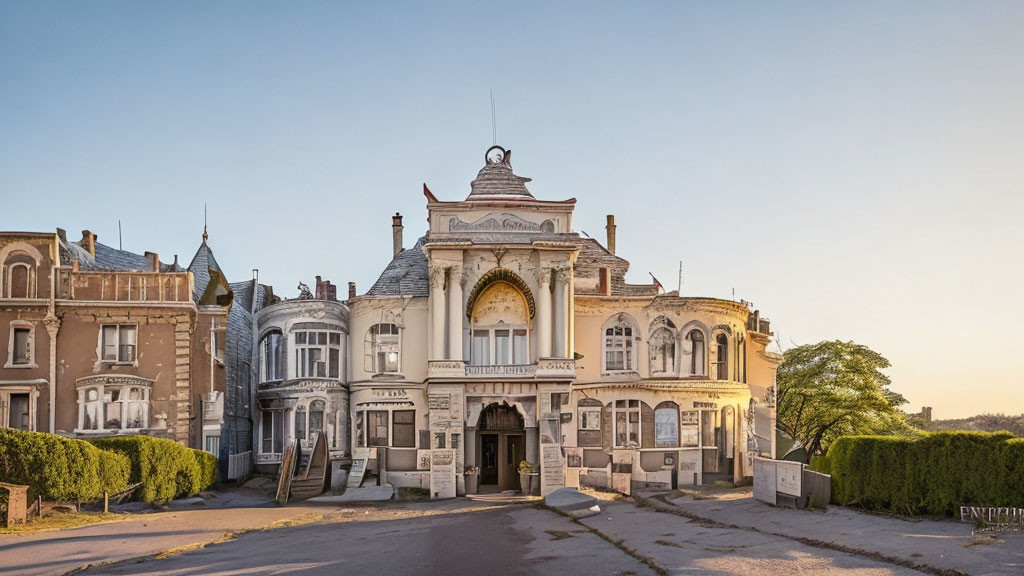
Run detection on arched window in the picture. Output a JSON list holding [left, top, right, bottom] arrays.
[[603, 314, 638, 372], [650, 327, 675, 374], [366, 323, 400, 373], [714, 333, 729, 380], [260, 330, 284, 382], [469, 281, 530, 366], [6, 263, 30, 299], [309, 400, 325, 437], [687, 330, 705, 376], [655, 401, 680, 447]]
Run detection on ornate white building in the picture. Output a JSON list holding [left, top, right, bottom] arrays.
[[347, 146, 781, 498]]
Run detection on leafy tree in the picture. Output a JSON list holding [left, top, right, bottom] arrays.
[[777, 340, 911, 463]]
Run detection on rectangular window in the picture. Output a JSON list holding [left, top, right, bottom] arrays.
[[494, 330, 510, 365], [295, 409, 307, 441], [294, 331, 341, 378], [614, 400, 640, 447], [472, 330, 489, 365], [355, 411, 365, 447], [512, 330, 527, 364], [578, 407, 601, 430], [12, 327, 30, 365], [368, 411, 388, 446], [392, 410, 415, 448], [7, 393, 30, 430], [101, 325, 136, 362]]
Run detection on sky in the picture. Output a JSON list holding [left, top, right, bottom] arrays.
[[2, 1, 1022, 419]]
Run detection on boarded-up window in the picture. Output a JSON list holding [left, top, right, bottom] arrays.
[[368, 411, 388, 446], [641, 402, 655, 449], [392, 410, 415, 448]]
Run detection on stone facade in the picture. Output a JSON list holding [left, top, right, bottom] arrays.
[[349, 147, 782, 497]]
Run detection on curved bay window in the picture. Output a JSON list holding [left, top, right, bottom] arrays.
[[603, 314, 638, 373], [687, 330, 706, 376], [77, 380, 151, 432], [714, 333, 729, 380], [366, 323, 401, 374], [295, 330, 342, 378], [260, 330, 284, 382]]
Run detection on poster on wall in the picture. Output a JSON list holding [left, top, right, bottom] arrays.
[[430, 449, 456, 499], [681, 411, 699, 447], [540, 444, 565, 496]]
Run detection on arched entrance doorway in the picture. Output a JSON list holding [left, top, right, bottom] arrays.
[[477, 403, 525, 493]]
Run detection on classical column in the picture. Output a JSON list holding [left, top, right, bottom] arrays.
[[447, 266, 463, 361], [536, 268, 552, 358], [554, 267, 570, 358], [429, 264, 446, 360], [43, 313, 60, 433]]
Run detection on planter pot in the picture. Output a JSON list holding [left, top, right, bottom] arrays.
[[465, 474, 478, 494], [529, 473, 540, 495], [519, 472, 530, 494]]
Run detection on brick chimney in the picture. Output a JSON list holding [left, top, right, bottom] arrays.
[[144, 251, 160, 272], [605, 215, 616, 254], [392, 213, 404, 257], [80, 230, 97, 258], [348, 281, 357, 301], [315, 275, 338, 302]]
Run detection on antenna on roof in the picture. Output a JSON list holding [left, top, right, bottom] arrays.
[[118, 220, 122, 250], [732, 287, 736, 301], [678, 261, 683, 293], [203, 203, 209, 243], [490, 89, 497, 146]]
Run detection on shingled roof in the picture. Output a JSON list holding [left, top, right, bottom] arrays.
[[365, 235, 429, 297], [59, 239, 183, 272], [467, 160, 534, 199]]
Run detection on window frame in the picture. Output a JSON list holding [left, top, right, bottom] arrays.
[[686, 329, 706, 377], [0, 388, 37, 431], [6, 321, 36, 368], [76, 382, 151, 432], [367, 323, 401, 374], [392, 409, 416, 448], [468, 326, 530, 366], [714, 333, 729, 381], [260, 330, 285, 382], [293, 330, 342, 379], [100, 324, 138, 364], [649, 327, 676, 375], [602, 314, 639, 374], [612, 399, 641, 448], [654, 401, 680, 448], [4, 262, 32, 299]]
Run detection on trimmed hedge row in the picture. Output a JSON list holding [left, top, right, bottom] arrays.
[[812, 431, 1024, 516], [91, 436, 217, 504], [0, 428, 129, 502]]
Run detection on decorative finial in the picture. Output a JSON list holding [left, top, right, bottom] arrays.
[[202, 203, 208, 243]]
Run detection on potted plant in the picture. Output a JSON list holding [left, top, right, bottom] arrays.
[[518, 460, 537, 494], [464, 466, 478, 494]]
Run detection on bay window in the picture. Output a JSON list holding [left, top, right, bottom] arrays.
[[77, 382, 150, 432]]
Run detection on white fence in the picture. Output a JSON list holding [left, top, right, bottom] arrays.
[[227, 451, 253, 480]]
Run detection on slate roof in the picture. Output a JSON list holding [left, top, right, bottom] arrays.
[[467, 161, 534, 199], [187, 241, 225, 302], [365, 235, 429, 297], [59, 239, 183, 272]]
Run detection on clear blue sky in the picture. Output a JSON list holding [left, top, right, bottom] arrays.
[[2, 1, 1022, 418]]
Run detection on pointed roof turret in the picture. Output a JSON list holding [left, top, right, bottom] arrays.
[[467, 146, 534, 199]]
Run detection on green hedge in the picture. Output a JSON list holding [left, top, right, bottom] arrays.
[[91, 436, 216, 504], [812, 432, 1024, 516], [191, 449, 218, 491], [0, 429, 129, 502]]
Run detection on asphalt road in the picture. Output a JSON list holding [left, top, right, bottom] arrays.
[[85, 505, 656, 576]]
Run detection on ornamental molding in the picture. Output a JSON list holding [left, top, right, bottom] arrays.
[[76, 374, 155, 389], [464, 268, 536, 320], [448, 213, 555, 234]]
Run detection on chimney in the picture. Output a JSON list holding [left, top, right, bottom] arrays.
[[605, 215, 617, 254], [348, 281, 357, 301], [56, 228, 67, 242], [315, 275, 338, 301], [145, 251, 159, 272], [753, 310, 761, 332], [80, 230, 96, 258], [392, 212, 404, 257], [173, 255, 179, 269]]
